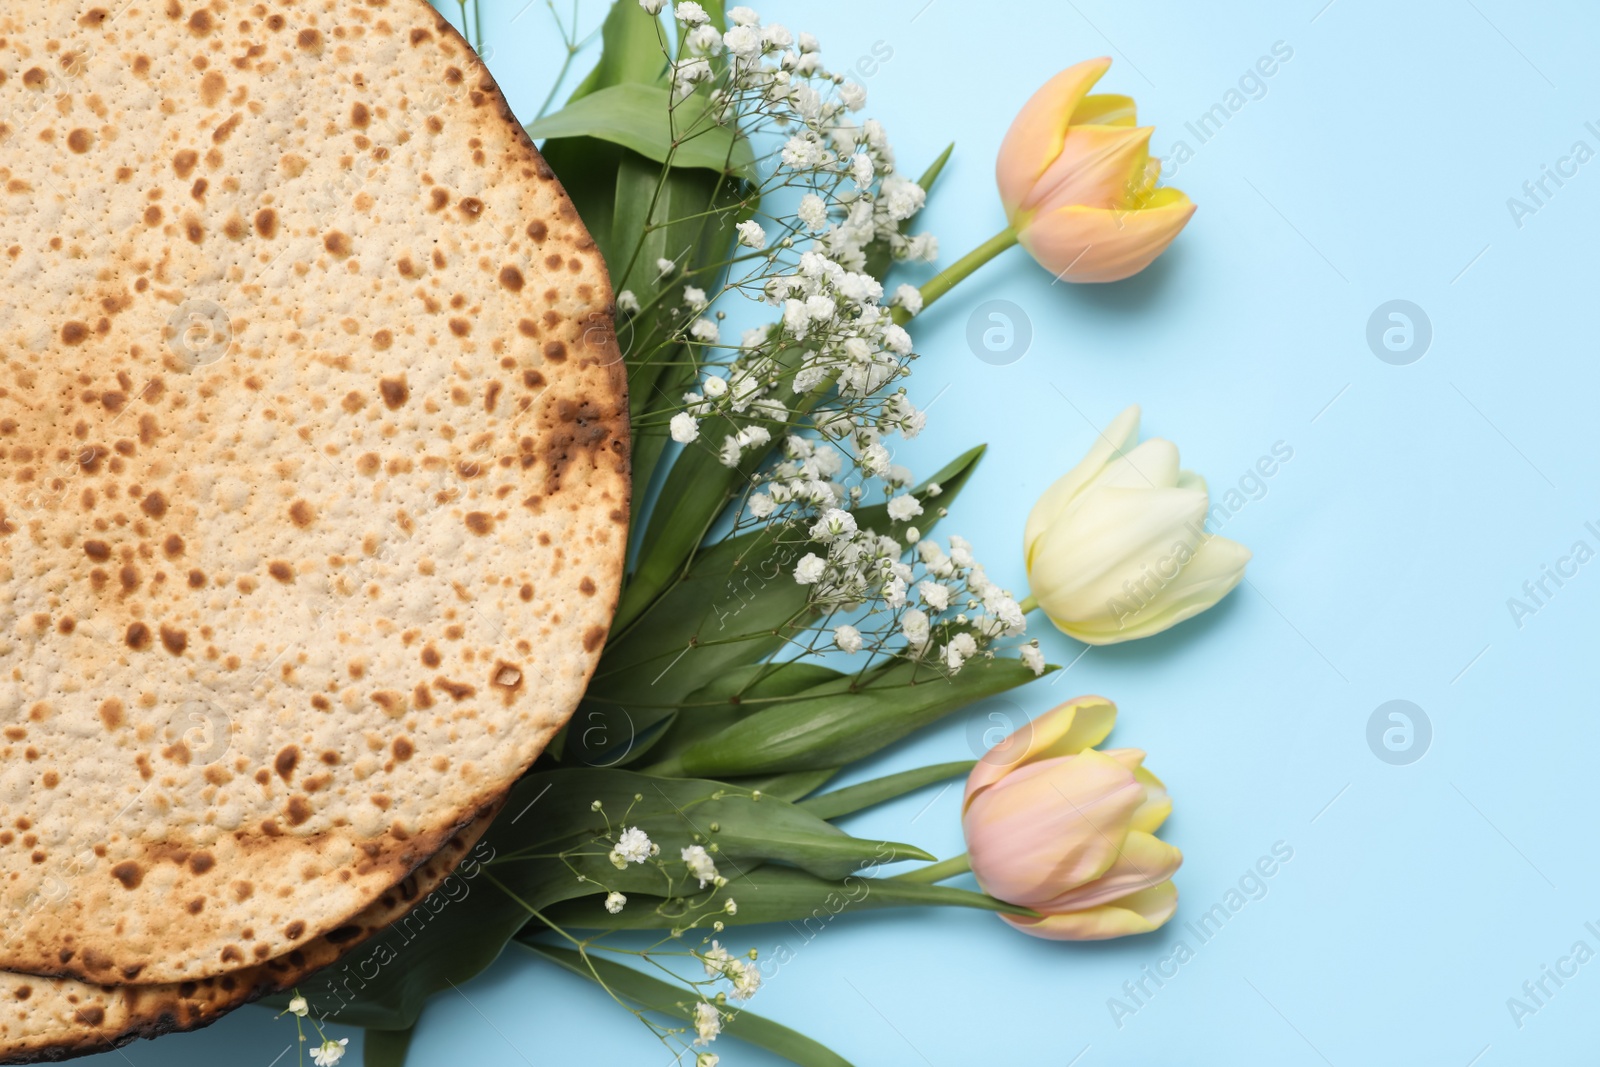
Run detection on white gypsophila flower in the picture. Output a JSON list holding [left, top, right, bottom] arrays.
[[690, 318, 720, 343], [616, 289, 640, 315], [286, 996, 308, 1018], [695, 1001, 723, 1046], [638, 0, 663, 12], [311, 1039, 349, 1067], [781, 134, 826, 169], [903, 526, 920, 544], [809, 507, 857, 542], [615, 827, 653, 864], [670, 412, 700, 444], [682, 845, 720, 888], [882, 323, 912, 355], [892, 285, 923, 317], [672, 57, 713, 99], [703, 941, 733, 978], [674, 1, 708, 24], [724, 23, 761, 59], [736, 219, 767, 248], [761, 22, 793, 48], [886, 494, 923, 521], [684, 285, 709, 310], [719, 435, 743, 467], [656, 256, 678, 277], [839, 80, 867, 111], [605, 891, 627, 914], [901, 608, 929, 646], [906, 232, 939, 261], [725, 898, 738, 915], [794, 553, 826, 585], [797, 193, 828, 231], [833, 624, 863, 653], [698, 1054, 720, 1067], [850, 151, 875, 186], [918, 580, 950, 613], [730, 960, 762, 1000], [943, 632, 978, 672], [1021, 643, 1046, 676], [687, 22, 723, 55], [748, 492, 775, 518], [702, 374, 728, 398], [728, 5, 759, 25]]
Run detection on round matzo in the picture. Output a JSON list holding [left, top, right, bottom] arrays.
[[0, 803, 500, 1063], [0, 0, 628, 983]]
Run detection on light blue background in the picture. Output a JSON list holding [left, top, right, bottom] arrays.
[[86, 1, 1600, 1064]]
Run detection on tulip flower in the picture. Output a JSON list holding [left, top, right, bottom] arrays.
[[1022, 404, 1250, 644], [893, 58, 1194, 322], [963, 696, 1180, 940], [996, 57, 1195, 283]]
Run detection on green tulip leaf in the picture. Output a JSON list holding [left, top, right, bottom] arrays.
[[650, 656, 1051, 778], [528, 83, 755, 176], [565, 0, 669, 101], [799, 760, 975, 821], [497, 768, 931, 880], [537, 863, 1028, 930]]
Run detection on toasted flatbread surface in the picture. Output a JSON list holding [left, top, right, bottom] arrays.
[[0, 0, 627, 983], [0, 804, 501, 1064]]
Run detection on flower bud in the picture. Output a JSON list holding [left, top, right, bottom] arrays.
[[996, 58, 1194, 283], [1024, 405, 1250, 644], [963, 696, 1179, 939]]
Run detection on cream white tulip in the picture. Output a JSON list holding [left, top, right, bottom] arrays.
[[1023, 405, 1250, 644]]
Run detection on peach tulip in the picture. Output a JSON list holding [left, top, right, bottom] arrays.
[[963, 696, 1180, 940], [996, 58, 1195, 283]]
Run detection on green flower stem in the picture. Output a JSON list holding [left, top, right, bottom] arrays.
[[1018, 593, 1038, 615], [894, 225, 1019, 324], [890, 852, 972, 884]]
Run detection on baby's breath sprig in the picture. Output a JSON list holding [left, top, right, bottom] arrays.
[[615, 2, 1043, 680]]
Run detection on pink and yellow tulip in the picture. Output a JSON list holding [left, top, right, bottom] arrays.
[[996, 58, 1195, 283], [963, 696, 1181, 940]]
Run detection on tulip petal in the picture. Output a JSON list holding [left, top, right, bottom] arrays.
[[1058, 532, 1251, 644], [1001, 880, 1178, 941], [1022, 404, 1140, 566], [1092, 437, 1181, 494], [963, 750, 1143, 907], [995, 58, 1112, 219], [1103, 748, 1172, 833], [1021, 124, 1154, 214], [1028, 484, 1211, 640], [1017, 187, 1197, 284], [1033, 830, 1183, 913], [964, 696, 1118, 804], [1072, 93, 1137, 127]]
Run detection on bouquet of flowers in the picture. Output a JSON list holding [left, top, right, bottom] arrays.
[[268, 2, 1247, 1064]]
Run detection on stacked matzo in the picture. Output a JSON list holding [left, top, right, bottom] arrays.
[[0, 0, 628, 1057]]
